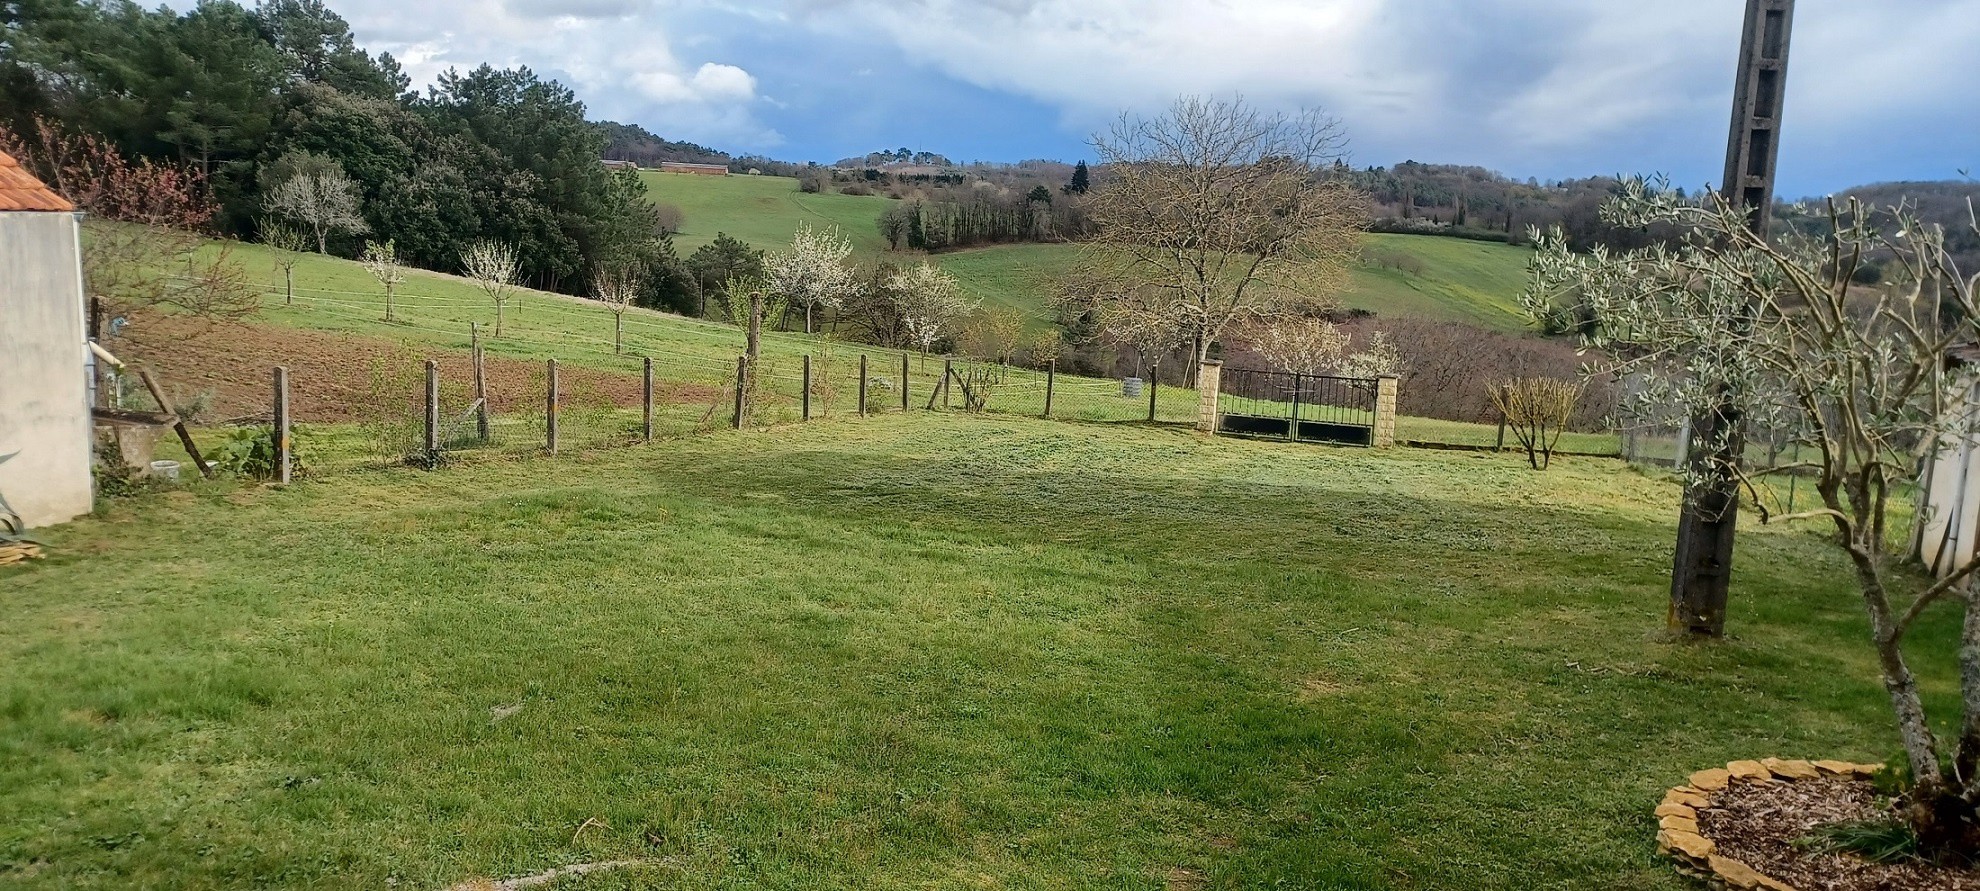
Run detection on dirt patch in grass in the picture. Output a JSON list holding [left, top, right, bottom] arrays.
[[110, 313, 722, 423], [1697, 775, 1980, 891]]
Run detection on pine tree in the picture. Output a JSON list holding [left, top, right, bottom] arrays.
[[1063, 160, 1090, 195]]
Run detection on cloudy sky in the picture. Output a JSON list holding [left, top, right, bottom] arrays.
[[329, 0, 1977, 196]]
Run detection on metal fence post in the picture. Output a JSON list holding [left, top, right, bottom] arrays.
[[272, 365, 291, 483], [733, 355, 748, 429], [901, 353, 910, 411], [858, 355, 869, 417], [642, 357, 654, 442], [546, 359, 559, 455], [802, 354, 813, 421], [1287, 372, 1302, 440], [424, 359, 440, 460], [942, 358, 953, 410], [1147, 371, 1158, 422], [1044, 359, 1056, 418]]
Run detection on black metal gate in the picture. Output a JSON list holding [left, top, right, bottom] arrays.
[[1218, 367, 1378, 446]]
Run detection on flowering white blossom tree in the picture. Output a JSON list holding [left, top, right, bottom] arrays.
[[888, 262, 976, 357], [765, 223, 860, 334], [461, 239, 521, 337], [1524, 179, 1980, 857]]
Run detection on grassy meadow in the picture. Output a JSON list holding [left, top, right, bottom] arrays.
[[636, 172, 1537, 331], [2, 412, 1947, 889]]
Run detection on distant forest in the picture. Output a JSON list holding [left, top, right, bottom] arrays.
[[595, 120, 728, 167]]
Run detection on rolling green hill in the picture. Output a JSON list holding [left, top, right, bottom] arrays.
[[640, 171, 1536, 331]]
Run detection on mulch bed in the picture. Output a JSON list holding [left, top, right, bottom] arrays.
[[1697, 775, 1980, 891], [104, 312, 723, 423]]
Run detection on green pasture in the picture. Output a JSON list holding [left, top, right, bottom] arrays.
[[4, 412, 1952, 889]]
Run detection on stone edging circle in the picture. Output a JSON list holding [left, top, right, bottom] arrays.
[[1657, 758, 1885, 891]]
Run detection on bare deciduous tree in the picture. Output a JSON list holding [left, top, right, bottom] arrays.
[[265, 163, 366, 254], [461, 239, 521, 337], [1074, 96, 1365, 370], [765, 223, 860, 335], [1489, 378, 1581, 470], [1525, 180, 1980, 857], [966, 306, 1028, 366], [592, 265, 644, 355], [360, 239, 404, 322], [260, 221, 308, 305]]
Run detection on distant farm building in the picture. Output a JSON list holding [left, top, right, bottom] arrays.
[[0, 151, 92, 528], [658, 161, 728, 176], [600, 159, 638, 171]]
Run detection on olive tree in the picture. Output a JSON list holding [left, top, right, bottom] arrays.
[[1074, 96, 1364, 371], [1523, 179, 1980, 858]]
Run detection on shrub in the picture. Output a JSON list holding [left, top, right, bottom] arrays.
[[210, 424, 314, 479], [1490, 377, 1583, 470]]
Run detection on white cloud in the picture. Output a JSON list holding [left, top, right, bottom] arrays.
[[784, 0, 1980, 180], [326, 0, 783, 149]]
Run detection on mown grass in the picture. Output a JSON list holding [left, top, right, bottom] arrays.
[[1, 413, 1961, 889]]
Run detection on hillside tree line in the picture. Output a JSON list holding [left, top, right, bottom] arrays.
[[1, 0, 692, 309]]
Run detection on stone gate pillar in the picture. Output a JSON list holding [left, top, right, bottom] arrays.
[[1196, 360, 1223, 434], [1374, 375, 1400, 447]]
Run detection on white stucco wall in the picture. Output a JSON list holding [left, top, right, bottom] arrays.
[[0, 210, 92, 528], [1918, 379, 1980, 577]]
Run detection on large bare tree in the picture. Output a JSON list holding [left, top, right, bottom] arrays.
[[1074, 96, 1364, 371], [264, 162, 366, 254], [1525, 180, 1980, 858]]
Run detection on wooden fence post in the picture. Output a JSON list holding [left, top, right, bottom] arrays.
[[471, 323, 490, 442], [733, 355, 748, 430], [858, 355, 869, 417], [424, 359, 440, 460], [942, 358, 953, 410], [272, 365, 291, 484], [546, 359, 559, 455], [1044, 359, 1056, 418], [642, 357, 654, 442], [901, 353, 910, 411], [138, 369, 213, 479], [802, 354, 813, 421]]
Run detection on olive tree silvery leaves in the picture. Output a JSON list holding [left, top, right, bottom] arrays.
[[1522, 178, 1980, 857]]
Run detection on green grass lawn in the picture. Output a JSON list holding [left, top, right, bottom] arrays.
[[0, 413, 1957, 889]]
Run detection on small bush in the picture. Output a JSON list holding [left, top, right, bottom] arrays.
[[210, 424, 314, 479]]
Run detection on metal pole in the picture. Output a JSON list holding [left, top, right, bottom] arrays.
[[546, 359, 559, 455], [1147, 370, 1158, 422], [272, 366, 290, 484], [642, 357, 654, 442], [901, 353, 910, 412], [802, 355, 813, 421], [1288, 373, 1302, 440], [1670, 0, 1794, 638], [858, 355, 869, 417], [942, 359, 953, 410], [1044, 359, 1055, 418], [733, 356, 748, 429], [424, 359, 440, 460]]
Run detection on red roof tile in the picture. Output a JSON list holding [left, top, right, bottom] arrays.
[[0, 151, 75, 212]]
